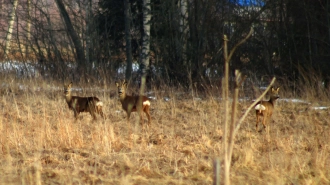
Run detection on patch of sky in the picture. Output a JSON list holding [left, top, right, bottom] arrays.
[[230, 0, 265, 6]]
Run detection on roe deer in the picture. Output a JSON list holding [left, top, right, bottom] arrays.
[[115, 80, 151, 125], [255, 87, 280, 131], [64, 82, 104, 120]]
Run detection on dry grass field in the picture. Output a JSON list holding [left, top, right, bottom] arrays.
[[0, 78, 329, 185]]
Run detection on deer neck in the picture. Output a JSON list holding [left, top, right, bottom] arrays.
[[65, 92, 72, 104], [119, 91, 127, 102], [269, 96, 278, 105]]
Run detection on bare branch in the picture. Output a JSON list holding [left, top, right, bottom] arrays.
[[227, 27, 254, 62]]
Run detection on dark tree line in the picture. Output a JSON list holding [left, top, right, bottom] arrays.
[[94, 0, 330, 89], [0, 0, 329, 90]]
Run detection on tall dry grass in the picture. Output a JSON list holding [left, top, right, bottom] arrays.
[[0, 77, 329, 185]]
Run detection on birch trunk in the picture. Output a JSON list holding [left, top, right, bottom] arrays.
[[4, 0, 19, 57], [179, 0, 188, 65], [178, 0, 190, 89], [139, 0, 151, 98]]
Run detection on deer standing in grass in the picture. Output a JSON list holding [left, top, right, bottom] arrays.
[[116, 80, 151, 126], [64, 82, 104, 120], [255, 87, 280, 131]]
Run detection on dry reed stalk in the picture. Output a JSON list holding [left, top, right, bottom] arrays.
[[221, 27, 253, 185]]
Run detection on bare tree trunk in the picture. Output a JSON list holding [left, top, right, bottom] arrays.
[[179, 0, 190, 86], [125, 0, 133, 81], [55, 0, 86, 74], [303, 1, 312, 66], [4, 0, 19, 58], [179, 0, 188, 62], [222, 35, 230, 185], [139, 0, 151, 98], [26, 0, 31, 58], [328, 0, 330, 44], [41, 5, 64, 69], [0, 0, 2, 19], [85, 0, 93, 74]]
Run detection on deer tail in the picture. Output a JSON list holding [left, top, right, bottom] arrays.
[[255, 104, 266, 111], [143, 100, 151, 106], [96, 101, 103, 107]]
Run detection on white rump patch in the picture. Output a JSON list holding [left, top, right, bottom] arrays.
[[255, 104, 266, 111], [143, 100, 151, 106], [96, 101, 103, 107]]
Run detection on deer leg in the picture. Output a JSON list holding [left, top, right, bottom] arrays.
[[140, 111, 144, 125], [99, 109, 105, 119], [262, 116, 267, 130], [256, 113, 260, 131], [89, 109, 97, 120], [137, 106, 143, 125], [88, 106, 97, 120], [97, 106, 105, 119], [144, 106, 151, 126], [73, 109, 79, 120], [91, 112, 97, 120], [126, 111, 131, 123]]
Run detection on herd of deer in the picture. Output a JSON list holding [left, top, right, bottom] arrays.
[[64, 80, 279, 131], [64, 80, 151, 126]]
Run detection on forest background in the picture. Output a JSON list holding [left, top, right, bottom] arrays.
[[1, 0, 329, 90]]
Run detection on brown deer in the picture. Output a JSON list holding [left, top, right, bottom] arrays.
[[115, 80, 151, 125], [255, 87, 280, 131], [64, 82, 104, 120]]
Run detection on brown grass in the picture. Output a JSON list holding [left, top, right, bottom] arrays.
[[0, 78, 329, 185]]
